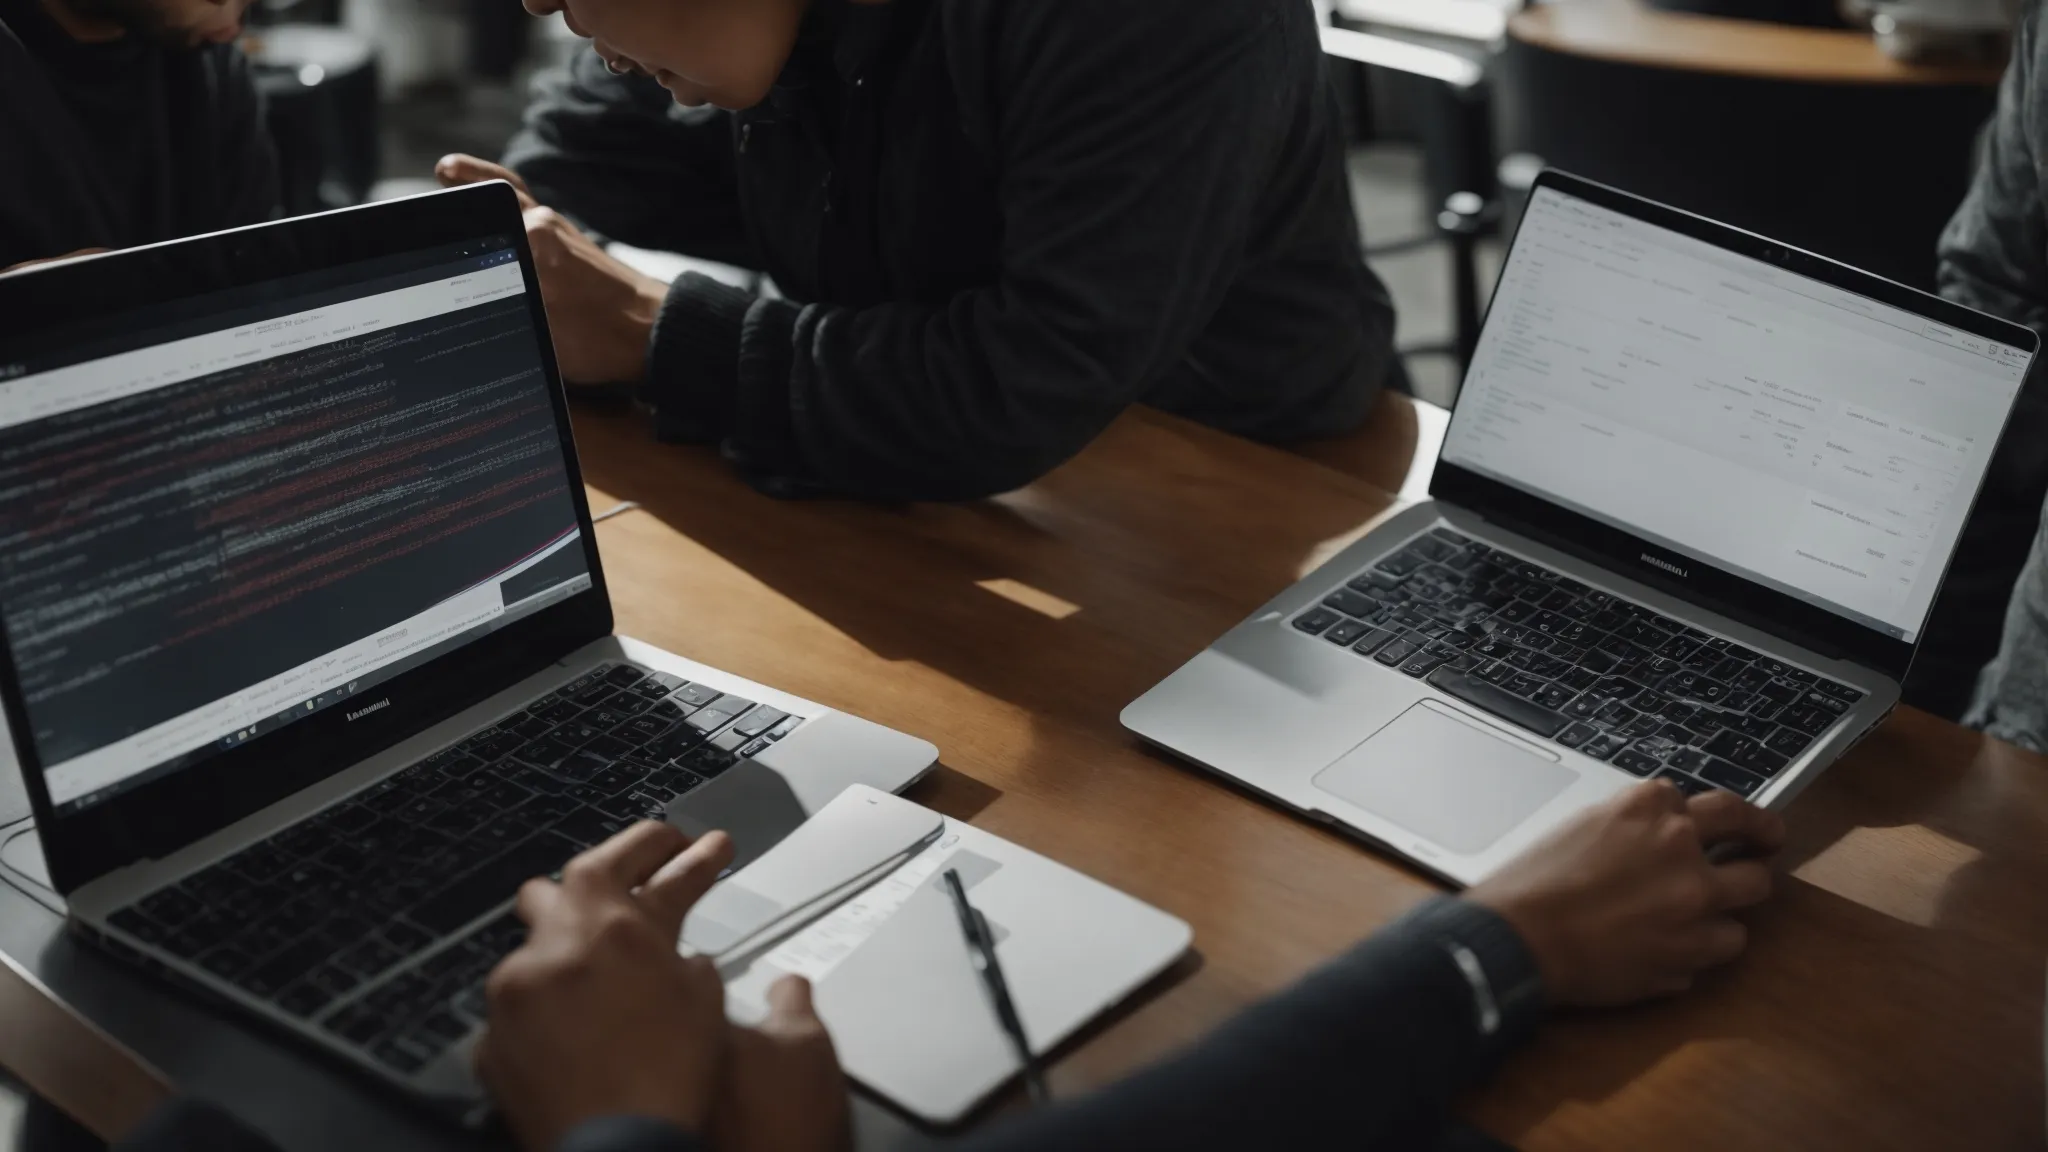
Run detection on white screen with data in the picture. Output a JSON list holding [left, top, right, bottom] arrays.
[[1443, 187, 2032, 642]]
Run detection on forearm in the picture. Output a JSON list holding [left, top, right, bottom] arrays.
[[947, 897, 1544, 1152]]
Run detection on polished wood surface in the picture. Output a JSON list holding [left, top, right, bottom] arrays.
[[6, 402, 2048, 1148], [1511, 0, 2006, 86]]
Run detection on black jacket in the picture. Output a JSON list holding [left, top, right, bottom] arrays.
[[504, 0, 1399, 501], [121, 898, 1540, 1152], [0, 1, 277, 269]]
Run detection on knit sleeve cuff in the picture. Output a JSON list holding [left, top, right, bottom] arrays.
[[721, 296, 821, 497], [642, 272, 757, 444], [1397, 897, 1548, 1072]]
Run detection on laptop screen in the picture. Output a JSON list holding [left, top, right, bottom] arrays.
[[1441, 185, 2034, 645], [0, 236, 592, 815]]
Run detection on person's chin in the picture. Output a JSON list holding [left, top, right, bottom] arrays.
[[656, 70, 769, 111]]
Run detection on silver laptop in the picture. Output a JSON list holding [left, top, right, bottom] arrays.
[[1125, 170, 2037, 887], [0, 184, 935, 1120]]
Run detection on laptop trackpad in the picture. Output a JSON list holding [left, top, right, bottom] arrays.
[[1313, 702, 1578, 855]]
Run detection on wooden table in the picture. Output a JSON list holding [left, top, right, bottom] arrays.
[[6, 403, 2048, 1149], [1509, 0, 2005, 86]]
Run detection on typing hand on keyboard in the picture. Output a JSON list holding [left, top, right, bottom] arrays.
[[1467, 780, 1785, 1007], [475, 823, 734, 1151]]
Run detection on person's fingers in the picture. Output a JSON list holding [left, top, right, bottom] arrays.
[[435, 154, 537, 207], [512, 875, 562, 927], [564, 820, 692, 894], [1688, 916, 1750, 968], [1705, 857, 1774, 911], [761, 974, 822, 1037], [1686, 790, 1787, 855], [638, 830, 734, 935], [1617, 778, 1685, 818]]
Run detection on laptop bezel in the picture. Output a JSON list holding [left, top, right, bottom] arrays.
[[1432, 168, 2039, 681], [0, 184, 615, 894]]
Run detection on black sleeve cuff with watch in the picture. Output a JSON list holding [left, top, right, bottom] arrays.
[[641, 272, 818, 498]]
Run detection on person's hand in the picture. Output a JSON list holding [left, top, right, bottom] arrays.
[[436, 153, 669, 386], [2, 248, 110, 276], [1467, 780, 1785, 1007], [712, 975, 851, 1152], [476, 822, 736, 1151]]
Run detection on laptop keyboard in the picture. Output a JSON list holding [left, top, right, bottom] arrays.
[[1292, 528, 1867, 798], [102, 660, 805, 1076]]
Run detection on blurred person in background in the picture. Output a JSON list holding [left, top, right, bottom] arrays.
[[1940, 4, 2048, 751], [0, 0, 276, 273], [437, 0, 1402, 503]]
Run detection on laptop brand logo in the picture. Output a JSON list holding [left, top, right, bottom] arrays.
[[345, 698, 391, 721], [1640, 554, 1688, 578]]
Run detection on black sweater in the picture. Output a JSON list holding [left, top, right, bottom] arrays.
[[121, 897, 1542, 1152], [503, 0, 1399, 502], [0, 0, 277, 269]]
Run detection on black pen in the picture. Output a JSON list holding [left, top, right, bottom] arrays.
[[942, 867, 1049, 1104]]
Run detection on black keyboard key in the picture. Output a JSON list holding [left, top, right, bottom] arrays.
[[1699, 758, 1766, 797], [337, 937, 406, 979], [550, 805, 635, 850], [1727, 741, 1789, 778], [1724, 714, 1776, 740], [277, 982, 334, 1019], [1611, 749, 1661, 777], [570, 682, 619, 708], [687, 707, 740, 734], [1759, 680, 1800, 706], [236, 935, 332, 999], [548, 749, 609, 783], [732, 708, 787, 738], [1374, 639, 1417, 666], [1351, 628, 1397, 656], [1579, 733, 1629, 761], [1654, 769, 1713, 797], [1667, 748, 1709, 773], [1399, 651, 1449, 678], [1427, 669, 1569, 738], [1322, 589, 1380, 619], [604, 665, 646, 688], [1324, 619, 1369, 647], [1678, 679, 1731, 705], [681, 744, 739, 778], [1556, 722, 1598, 749], [1815, 679, 1862, 702], [1781, 705, 1836, 736], [1800, 690, 1850, 717], [412, 832, 582, 937], [1621, 714, 1663, 739], [1765, 728, 1813, 758], [1294, 609, 1340, 635], [138, 887, 201, 927], [1701, 729, 1753, 760], [1564, 694, 1606, 721], [1593, 700, 1638, 727]]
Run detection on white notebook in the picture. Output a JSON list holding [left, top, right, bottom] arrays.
[[716, 785, 1193, 1124]]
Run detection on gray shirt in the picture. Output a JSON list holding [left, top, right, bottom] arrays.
[[1941, 2, 2048, 749]]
